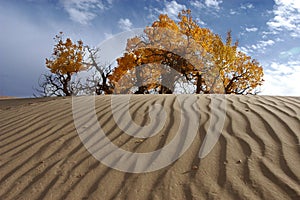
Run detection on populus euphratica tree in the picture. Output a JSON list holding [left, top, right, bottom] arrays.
[[109, 10, 264, 94], [37, 32, 86, 96]]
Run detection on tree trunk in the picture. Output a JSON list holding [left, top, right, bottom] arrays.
[[196, 72, 202, 94], [62, 73, 71, 96], [96, 72, 113, 95]]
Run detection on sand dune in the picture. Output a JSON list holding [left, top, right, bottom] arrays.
[[0, 95, 299, 200]]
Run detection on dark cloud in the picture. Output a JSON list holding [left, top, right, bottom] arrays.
[[0, 5, 55, 97]]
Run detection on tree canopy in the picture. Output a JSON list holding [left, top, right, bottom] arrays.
[[37, 32, 86, 96], [37, 32, 114, 96], [37, 10, 264, 96], [110, 10, 264, 94], [46, 32, 85, 75]]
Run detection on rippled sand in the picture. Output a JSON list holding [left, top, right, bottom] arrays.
[[0, 95, 299, 200]]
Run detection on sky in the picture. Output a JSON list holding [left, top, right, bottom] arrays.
[[0, 0, 299, 97]]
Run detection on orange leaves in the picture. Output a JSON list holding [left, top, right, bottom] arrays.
[[45, 32, 85, 75], [222, 51, 264, 94], [152, 14, 179, 32], [110, 9, 264, 94]]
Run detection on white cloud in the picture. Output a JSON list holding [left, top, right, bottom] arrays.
[[262, 40, 274, 47], [191, 0, 223, 10], [228, 3, 253, 16], [118, 18, 133, 31], [65, 7, 96, 25], [195, 17, 206, 26], [245, 27, 258, 32], [60, 0, 112, 25], [162, 0, 186, 19], [229, 9, 237, 15], [279, 47, 300, 59], [241, 39, 275, 54], [255, 40, 275, 49], [204, 0, 223, 9], [267, 0, 300, 37], [190, 1, 204, 9], [261, 61, 300, 96], [241, 3, 254, 10], [238, 46, 251, 55]]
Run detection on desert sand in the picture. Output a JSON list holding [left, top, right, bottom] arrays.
[[0, 95, 299, 200]]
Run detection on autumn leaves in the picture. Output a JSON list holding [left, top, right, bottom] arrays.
[[40, 10, 263, 96], [46, 33, 85, 75]]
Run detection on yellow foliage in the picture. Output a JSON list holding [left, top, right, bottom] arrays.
[[46, 32, 85, 75], [111, 10, 264, 94]]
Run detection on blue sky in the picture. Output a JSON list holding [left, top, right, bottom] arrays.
[[0, 0, 299, 97]]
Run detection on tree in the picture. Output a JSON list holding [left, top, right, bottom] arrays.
[[83, 46, 113, 95], [36, 32, 86, 96], [36, 32, 115, 97], [110, 10, 264, 94]]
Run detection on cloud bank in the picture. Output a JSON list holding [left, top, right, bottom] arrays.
[[60, 0, 112, 25], [267, 0, 300, 37]]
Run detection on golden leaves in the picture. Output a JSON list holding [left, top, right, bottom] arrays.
[[110, 9, 264, 94], [46, 32, 85, 75]]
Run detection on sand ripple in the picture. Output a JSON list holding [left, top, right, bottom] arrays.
[[0, 95, 299, 200]]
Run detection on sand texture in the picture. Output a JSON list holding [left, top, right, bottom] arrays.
[[0, 95, 299, 200]]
